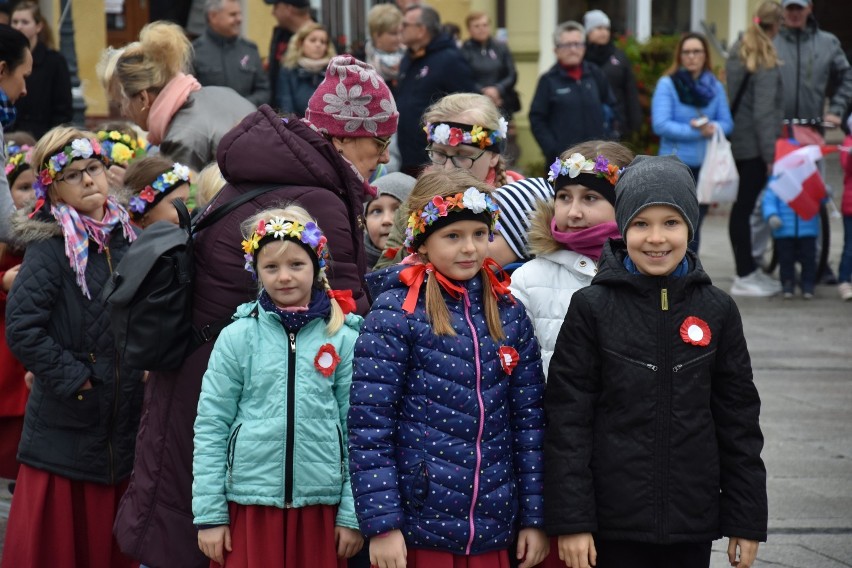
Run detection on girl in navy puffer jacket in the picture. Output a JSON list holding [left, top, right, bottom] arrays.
[[349, 169, 549, 568]]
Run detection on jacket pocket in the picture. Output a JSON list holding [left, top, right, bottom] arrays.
[[336, 424, 344, 476], [226, 423, 242, 484], [401, 461, 429, 511], [672, 349, 717, 374], [602, 348, 658, 372], [39, 386, 101, 430]]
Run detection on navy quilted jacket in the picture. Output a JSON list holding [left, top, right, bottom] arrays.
[[349, 264, 545, 554]]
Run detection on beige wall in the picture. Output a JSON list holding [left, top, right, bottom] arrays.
[[67, 0, 109, 116]]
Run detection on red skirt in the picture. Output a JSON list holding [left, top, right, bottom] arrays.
[[0, 416, 23, 479], [537, 537, 564, 567], [375, 548, 511, 568], [1, 464, 138, 568], [216, 502, 347, 568]]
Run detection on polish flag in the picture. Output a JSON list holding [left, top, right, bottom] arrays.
[[768, 139, 836, 220]]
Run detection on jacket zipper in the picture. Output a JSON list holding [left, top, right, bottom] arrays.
[[661, 288, 668, 311], [336, 424, 344, 475], [105, 245, 116, 484], [658, 282, 671, 540], [461, 290, 485, 555], [601, 348, 658, 372], [226, 423, 242, 483], [284, 328, 296, 506], [672, 349, 717, 374]]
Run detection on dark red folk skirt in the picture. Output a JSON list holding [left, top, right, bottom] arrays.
[[373, 547, 512, 568], [0, 416, 23, 479], [1, 464, 138, 568], [213, 502, 347, 568]]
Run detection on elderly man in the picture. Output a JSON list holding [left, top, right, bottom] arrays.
[[395, 4, 475, 176], [192, 0, 270, 106], [266, 0, 314, 106]]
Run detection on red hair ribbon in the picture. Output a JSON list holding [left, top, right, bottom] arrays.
[[482, 258, 515, 304], [28, 197, 46, 218], [328, 289, 356, 314], [399, 262, 466, 314]]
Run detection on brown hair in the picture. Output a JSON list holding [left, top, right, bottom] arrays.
[[282, 22, 336, 69], [407, 169, 504, 340], [665, 32, 713, 76], [241, 205, 345, 335], [465, 11, 489, 30], [739, 1, 782, 72], [12, 1, 53, 50], [558, 140, 635, 169], [122, 155, 174, 194]]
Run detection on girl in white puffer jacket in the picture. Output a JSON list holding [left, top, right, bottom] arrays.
[[510, 140, 633, 378]]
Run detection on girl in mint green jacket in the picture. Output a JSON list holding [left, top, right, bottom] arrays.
[[192, 205, 363, 568]]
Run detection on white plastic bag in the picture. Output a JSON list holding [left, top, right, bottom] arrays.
[[696, 127, 739, 204]]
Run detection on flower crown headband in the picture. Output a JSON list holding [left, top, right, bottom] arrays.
[[33, 138, 105, 200], [97, 130, 144, 167], [424, 117, 509, 150], [128, 163, 191, 219], [4, 143, 32, 177], [547, 153, 623, 204], [404, 186, 501, 252], [241, 216, 330, 280]]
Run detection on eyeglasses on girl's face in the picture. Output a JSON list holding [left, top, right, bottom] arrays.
[[426, 146, 487, 170], [57, 161, 106, 185]]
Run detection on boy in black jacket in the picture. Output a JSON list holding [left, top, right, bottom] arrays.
[[544, 155, 767, 568]]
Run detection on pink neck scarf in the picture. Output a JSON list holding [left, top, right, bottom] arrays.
[[549, 219, 620, 262], [147, 73, 202, 145]]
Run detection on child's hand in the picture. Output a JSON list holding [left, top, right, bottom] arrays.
[[24, 371, 34, 390], [727, 537, 759, 568], [198, 526, 232, 566], [516, 527, 549, 568], [335, 526, 364, 559], [557, 533, 596, 568], [2, 264, 20, 292], [768, 215, 782, 230], [369, 529, 406, 568]]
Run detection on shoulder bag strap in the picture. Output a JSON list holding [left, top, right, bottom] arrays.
[[730, 72, 752, 117], [191, 183, 282, 235]]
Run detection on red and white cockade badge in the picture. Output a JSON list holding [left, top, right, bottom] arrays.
[[498, 346, 520, 375], [314, 344, 341, 377], [680, 316, 712, 347]]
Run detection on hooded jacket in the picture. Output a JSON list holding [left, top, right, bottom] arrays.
[[509, 201, 598, 379], [396, 34, 477, 171], [113, 105, 371, 568], [193, 302, 362, 529], [544, 240, 767, 544], [5, 210, 143, 484], [349, 265, 545, 553], [774, 16, 852, 121], [762, 188, 821, 239]]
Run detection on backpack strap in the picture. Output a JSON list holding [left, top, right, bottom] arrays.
[[191, 183, 283, 235]]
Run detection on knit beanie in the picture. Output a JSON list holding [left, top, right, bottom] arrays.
[[615, 155, 698, 241], [368, 172, 416, 210], [305, 55, 399, 138], [583, 9, 611, 31], [493, 177, 555, 261]]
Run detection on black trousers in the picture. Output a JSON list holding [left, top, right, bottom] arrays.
[[729, 158, 768, 277], [776, 236, 817, 294], [596, 539, 712, 568]]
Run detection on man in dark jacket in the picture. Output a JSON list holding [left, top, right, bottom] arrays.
[[396, 4, 476, 175], [192, 0, 270, 107], [529, 20, 618, 162], [583, 9, 642, 138], [266, 0, 313, 107]]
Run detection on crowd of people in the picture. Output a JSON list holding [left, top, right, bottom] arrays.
[[1, 0, 851, 567]]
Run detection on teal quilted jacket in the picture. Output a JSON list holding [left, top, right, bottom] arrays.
[[192, 301, 362, 529]]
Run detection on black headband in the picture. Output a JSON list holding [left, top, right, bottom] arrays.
[[411, 208, 493, 251], [254, 234, 321, 277], [554, 172, 617, 206]]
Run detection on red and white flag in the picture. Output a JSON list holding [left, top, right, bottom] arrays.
[[768, 139, 837, 220]]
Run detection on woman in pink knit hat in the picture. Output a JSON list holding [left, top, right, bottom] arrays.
[[112, 55, 398, 568]]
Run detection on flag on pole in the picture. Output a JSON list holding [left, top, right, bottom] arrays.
[[768, 139, 836, 221]]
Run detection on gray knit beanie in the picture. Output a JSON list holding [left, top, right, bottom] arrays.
[[614, 155, 698, 241], [367, 172, 416, 211], [583, 9, 611, 31]]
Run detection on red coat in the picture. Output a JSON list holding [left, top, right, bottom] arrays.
[[0, 248, 28, 418], [113, 105, 371, 568]]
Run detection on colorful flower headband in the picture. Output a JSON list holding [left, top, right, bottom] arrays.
[[128, 163, 191, 218], [404, 186, 500, 252], [241, 217, 330, 279], [424, 117, 509, 150], [33, 138, 105, 199], [97, 130, 145, 167], [4, 143, 32, 177], [548, 153, 621, 186]]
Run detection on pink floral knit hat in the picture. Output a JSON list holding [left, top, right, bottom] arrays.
[[305, 55, 399, 138]]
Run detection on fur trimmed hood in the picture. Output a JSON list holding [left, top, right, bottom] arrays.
[[526, 200, 561, 257], [9, 208, 61, 244]]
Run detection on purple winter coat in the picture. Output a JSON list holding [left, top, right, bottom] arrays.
[[112, 104, 371, 568]]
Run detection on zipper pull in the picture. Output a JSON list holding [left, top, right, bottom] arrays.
[[289, 332, 296, 353], [661, 288, 669, 311]]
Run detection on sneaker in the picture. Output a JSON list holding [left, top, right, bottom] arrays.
[[731, 271, 781, 297], [783, 291, 794, 299], [839, 282, 852, 301], [755, 270, 783, 292], [803, 292, 814, 300]]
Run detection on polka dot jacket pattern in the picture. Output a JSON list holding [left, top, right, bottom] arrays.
[[348, 265, 546, 554]]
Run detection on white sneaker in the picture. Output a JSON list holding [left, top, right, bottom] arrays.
[[731, 271, 781, 297], [754, 270, 783, 292], [839, 282, 852, 301]]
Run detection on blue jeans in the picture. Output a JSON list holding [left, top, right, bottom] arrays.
[[840, 216, 852, 283], [776, 236, 817, 294]]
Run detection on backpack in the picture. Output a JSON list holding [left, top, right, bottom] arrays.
[[102, 185, 279, 371]]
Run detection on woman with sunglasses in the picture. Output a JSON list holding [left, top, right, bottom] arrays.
[[651, 32, 734, 254]]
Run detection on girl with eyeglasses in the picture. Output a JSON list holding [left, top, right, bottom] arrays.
[[651, 32, 734, 255], [2, 126, 144, 568]]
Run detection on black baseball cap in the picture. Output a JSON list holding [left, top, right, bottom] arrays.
[[263, 0, 309, 6]]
